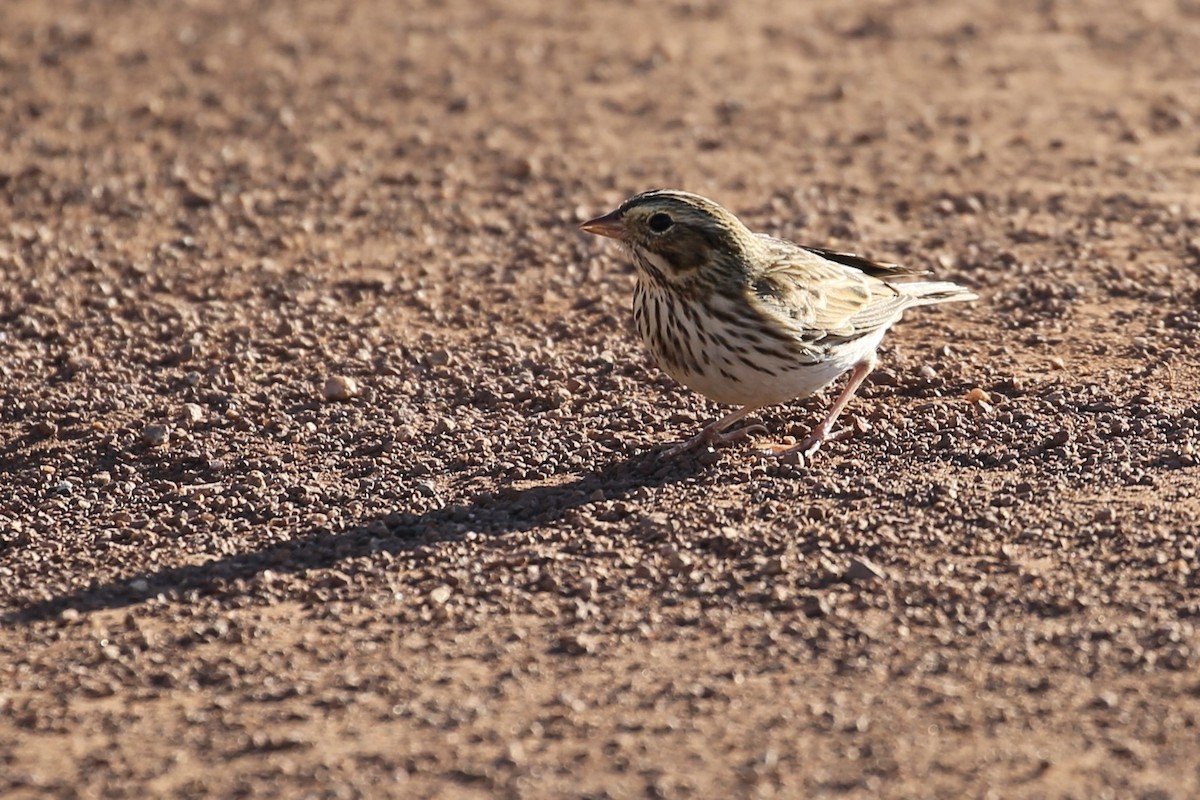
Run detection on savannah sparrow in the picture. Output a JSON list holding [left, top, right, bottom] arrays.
[[580, 189, 977, 459]]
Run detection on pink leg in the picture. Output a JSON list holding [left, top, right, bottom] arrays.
[[775, 356, 877, 460], [664, 404, 766, 456]]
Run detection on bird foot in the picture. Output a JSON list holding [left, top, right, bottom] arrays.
[[662, 422, 769, 458], [756, 426, 854, 462]]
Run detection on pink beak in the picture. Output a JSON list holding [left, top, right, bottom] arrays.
[[579, 209, 625, 240]]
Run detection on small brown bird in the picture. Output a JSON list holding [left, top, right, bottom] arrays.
[[580, 189, 977, 459]]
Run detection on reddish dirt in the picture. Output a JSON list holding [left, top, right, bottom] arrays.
[[3, 1, 1200, 798]]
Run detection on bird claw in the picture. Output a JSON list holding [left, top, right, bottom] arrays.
[[661, 422, 769, 458], [716, 423, 768, 444], [758, 425, 852, 461], [777, 448, 807, 466]]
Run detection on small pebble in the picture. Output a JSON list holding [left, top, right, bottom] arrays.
[[1045, 429, 1071, 448], [33, 420, 59, 438], [322, 375, 359, 401], [801, 594, 831, 617], [845, 556, 887, 582], [557, 632, 597, 656], [964, 387, 990, 404], [181, 403, 205, 425], [142, 424, 171, 447]]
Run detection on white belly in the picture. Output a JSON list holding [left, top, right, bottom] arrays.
[[634, 285, 888, 408]]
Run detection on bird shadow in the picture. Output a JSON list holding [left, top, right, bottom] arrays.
[[3, 446, 708, 626]]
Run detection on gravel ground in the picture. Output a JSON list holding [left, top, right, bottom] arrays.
[[2, 1, 1200, 798]]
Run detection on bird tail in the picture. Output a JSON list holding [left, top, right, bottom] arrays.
[[898, 281, 979, 306]]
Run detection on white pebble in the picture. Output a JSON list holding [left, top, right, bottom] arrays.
[[322, 375, 359, 401], [181, 403, 205, 425]]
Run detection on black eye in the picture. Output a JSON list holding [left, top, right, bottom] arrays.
[[647, 212, 673, 233]]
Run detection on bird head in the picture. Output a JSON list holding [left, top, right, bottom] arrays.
[[580, 189, 756, 288]]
